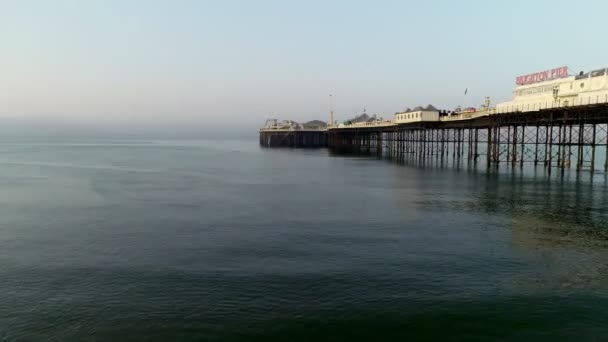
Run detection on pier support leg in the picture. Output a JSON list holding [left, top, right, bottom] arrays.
[[520, 125, 525, 168], [534, 126, 539, 165], [511, 125, 518, 167], [591, 124, 596, 172], [377, 131, 383, 157], [487, 127, 492, 168]]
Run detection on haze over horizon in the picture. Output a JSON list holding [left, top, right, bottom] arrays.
[[2, 0, 608, 134]]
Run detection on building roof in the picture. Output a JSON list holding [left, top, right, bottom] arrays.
[[348, 113, 371, 123], [396, 105, 440, 114], [302, 120, 327, 129]]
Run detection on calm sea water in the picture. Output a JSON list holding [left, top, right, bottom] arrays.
[[1, 138, 608, 341]]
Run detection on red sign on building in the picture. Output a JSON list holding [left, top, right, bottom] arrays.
[[516, 66, 569, 86]]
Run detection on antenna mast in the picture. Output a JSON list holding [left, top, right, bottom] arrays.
[[329, 94, 335, 128]]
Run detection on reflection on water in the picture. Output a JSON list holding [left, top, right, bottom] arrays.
[[342, 149, 608, 296]]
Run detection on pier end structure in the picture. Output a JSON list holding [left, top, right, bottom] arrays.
[[259, 118, 328, 148]]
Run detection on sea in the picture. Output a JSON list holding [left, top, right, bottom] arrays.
[[1, 137, 607, 341]]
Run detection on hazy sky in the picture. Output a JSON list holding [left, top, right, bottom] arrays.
[[2, 0, 607, 130]]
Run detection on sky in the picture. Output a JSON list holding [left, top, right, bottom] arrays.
[[1, 0, 607, 135]]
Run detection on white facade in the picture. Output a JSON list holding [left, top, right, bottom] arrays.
[[395, 106, 439, 124], [496, 67, 608, 113]]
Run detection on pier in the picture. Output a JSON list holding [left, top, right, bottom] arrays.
[[326, 102, 608, 172], [259, 65, 608, 172], [260, 103, 608, 172]]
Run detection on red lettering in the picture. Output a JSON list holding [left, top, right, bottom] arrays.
[[516, 66, 569, 85]]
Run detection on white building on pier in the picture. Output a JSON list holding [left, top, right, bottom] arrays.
[[395, 105, 440, 124]]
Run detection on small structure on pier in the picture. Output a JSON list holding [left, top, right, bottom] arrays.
[[339, 108, 387, 128], [302, 120, 328, 130], [395, 105, 440, 124], [262, 119, 303, 131]]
